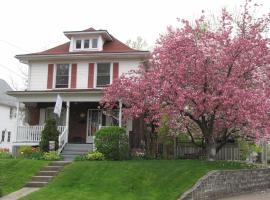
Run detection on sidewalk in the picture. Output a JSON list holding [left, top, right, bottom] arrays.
[[0, 188, 39, 200], [220, 190, 270, 200]]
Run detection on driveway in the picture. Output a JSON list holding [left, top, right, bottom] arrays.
[[220, 190, 270, 200]]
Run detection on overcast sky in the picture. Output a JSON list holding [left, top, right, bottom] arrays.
[[0, 0, 269, 90]]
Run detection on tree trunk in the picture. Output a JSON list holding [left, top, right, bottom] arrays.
[[206, 140, 216, 161]]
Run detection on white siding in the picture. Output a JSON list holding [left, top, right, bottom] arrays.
[[119, 60, 141, 76], [77, 62, 89, 89], [28, 59, 141, 91], [0, 105, 17, 152], [29, 62, 48, 90]]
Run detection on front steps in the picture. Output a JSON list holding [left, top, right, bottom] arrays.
[[60, 143, 93, 161], [25, 161, 70, 187]]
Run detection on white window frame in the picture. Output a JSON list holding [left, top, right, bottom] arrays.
[[73, 38, 99, 51], [94, 62, 112, 88], [75, 39, 82, 49], [91, 38, 98, 49], [53, 63, 71, 89], [83, 39, 90, 49]]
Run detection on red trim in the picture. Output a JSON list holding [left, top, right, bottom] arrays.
[[71, 63, 77, 88], [88, 63, 95, 88], [47, 64, 54, 89], [113, 62, 119, 81]]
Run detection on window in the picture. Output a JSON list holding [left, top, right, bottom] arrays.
[[84, 39, 89, 48], [1, 131, 5, 142], [55, 64, 69, 88], [7, 132, 11, 142], [76, 40, 81, 49], [96, 63, 110, 87], [92, 38, 98, 48]]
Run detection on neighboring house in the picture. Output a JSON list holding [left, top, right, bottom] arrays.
[[0, 79, 23, 152], [8, 27, 149, 157]]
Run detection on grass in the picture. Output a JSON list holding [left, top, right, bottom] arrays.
[[0, 159, 48, 196], [23, 160, 253, 200]]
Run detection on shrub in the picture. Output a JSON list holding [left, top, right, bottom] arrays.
[[40, 119, 59, 152], [42, 151, 62, 161], [0, 148, 12, 159], [95, 126, 130, 160], [17, 146, 42, 159], [85, 151, 105, 161], [74, 155, 86, 161]]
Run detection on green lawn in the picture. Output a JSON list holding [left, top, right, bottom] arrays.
[[0, 159, 48, 196], [23, 160, 252, 200]]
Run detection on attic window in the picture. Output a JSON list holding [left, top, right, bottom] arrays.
[[84, 39, 89, 48], [76, 40, 81, 49], [92, 39, 98, 48]]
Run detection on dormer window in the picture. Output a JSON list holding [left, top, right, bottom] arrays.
[[84, 39, 90, 48], [76, 40, 81, 49], [92, 38, 98, 48], [74, 38, 99, 50]]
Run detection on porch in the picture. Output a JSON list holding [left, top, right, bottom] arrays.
[[13, 101, 124, 152], [7, 90, 143, 153]]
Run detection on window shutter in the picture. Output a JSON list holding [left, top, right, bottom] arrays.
[[47, 64, 54, 89], [71, 63, 77, 88], [113, 62, 119, 82], [88, 63, 95, 88]]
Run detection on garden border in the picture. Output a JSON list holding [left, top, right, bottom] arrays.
[[179, 168, 270, 200]]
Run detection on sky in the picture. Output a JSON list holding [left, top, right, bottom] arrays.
[[0, 0, 269, 90]]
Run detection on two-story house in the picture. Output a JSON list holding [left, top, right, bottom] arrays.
[[8, 27, 149, 157]]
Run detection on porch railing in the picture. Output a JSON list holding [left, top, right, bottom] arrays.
[[16, 125, 67, 143], [58, 127, 68, 153]]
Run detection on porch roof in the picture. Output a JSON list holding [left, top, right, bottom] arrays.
[[7, 89, 104, 103]]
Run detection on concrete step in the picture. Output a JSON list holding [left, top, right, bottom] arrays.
[[48, 161, 71, 166], [64, 147, 91, 151], [37, 171, 59, 176], [42, 166, 62, 171], [31, 176, 53, 182], [62, 155, 77, 161], [66, 143, 92, 147], [25, 181, 48, 187], [61, 151, 88, 155]]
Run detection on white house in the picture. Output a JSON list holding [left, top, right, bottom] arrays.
[[0, 79, 23, 152], [8, 27, 149, 158]]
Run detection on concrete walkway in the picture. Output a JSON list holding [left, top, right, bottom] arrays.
[[0, 187, 39, 200], [220, 190, 270, 200]]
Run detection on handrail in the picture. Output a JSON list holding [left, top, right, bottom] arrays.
[[58, 127, 68, 154]]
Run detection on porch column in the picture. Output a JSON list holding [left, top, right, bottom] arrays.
[[119, 100, 122, 127], [15, 101, 20, 142], [66, 101, 70, 143]]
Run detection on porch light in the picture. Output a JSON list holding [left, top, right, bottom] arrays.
[[80, 113, 86, 118]]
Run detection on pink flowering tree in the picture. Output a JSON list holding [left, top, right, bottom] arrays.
[[103, 1, 270, 160]]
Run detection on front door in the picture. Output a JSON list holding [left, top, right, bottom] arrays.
[[86, 109, 102, 143]]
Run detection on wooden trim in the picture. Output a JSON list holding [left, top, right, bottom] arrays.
[[88, 63, 94, 88], [47, 64, 54, 89], [71, 63, 77, 88], [113, 62, 119, 81]]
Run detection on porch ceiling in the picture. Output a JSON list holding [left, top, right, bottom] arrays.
[[7, 89, 103, 103]]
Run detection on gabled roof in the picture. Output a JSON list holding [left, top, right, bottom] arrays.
[[15, 27, 150, 62], [30, 36, 140, 55], [0, 79, 17, 107]]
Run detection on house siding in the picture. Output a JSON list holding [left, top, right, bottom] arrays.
[[29, 62, 49, 90], [27, 60, 141, 91]]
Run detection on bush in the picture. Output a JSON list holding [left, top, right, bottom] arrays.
[[95, 126, 130, 160], [40, 119, 59, 152], [17, 146, 38, 157], [0, 148, 12, 159], [85, 151, 105, 161], [42, 151, 62, 161]]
